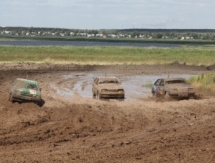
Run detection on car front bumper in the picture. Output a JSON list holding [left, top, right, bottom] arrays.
[[168, 92, 195, 98], [12, 94, 41, 102]]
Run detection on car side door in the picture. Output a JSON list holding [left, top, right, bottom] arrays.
[[158, 79, 165, 94], [152, 79, 165, 95]]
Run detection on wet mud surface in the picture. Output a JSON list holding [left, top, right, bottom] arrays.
[[0, 63, 215, 163]]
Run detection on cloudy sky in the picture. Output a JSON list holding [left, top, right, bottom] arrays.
[[1, 0, 214, 29]]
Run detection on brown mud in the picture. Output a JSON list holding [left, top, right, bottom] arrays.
[[0, 63, 215, 163]]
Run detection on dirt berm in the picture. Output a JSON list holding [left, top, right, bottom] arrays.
[[0, 63, 215, 163]]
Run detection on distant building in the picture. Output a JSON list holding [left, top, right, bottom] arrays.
[[4, 31, 11, 34]]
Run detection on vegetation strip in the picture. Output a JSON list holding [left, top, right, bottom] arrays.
[[0, 46, 215, 66], [188, 73, 215, 95]]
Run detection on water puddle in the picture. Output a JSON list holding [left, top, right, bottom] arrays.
[[50, 72, 195, 102]]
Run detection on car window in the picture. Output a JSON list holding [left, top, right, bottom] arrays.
[[159, 79, 164, 86], [14, 80, 26, 88], [27, 83, 38, 90], [154, 79, 161, 86], [99, 79, 119, 84], [95, 79, 99, 85], [98, 80, 104, 84], [94, 78, 97, 84], [110, 79, 119, 84], [166, 80, 186, 84]]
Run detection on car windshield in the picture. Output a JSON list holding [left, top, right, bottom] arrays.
[[99, 79, 119, 84], [27, 83, 38, 90], [14, 80, 26, 88], [166, 80, 186, 84]]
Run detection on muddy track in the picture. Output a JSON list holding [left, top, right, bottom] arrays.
[[0, 63, 215, 163]]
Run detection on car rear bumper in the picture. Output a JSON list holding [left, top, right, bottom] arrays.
[[12, 94, 41, 102], [100, 93, 124, 99]]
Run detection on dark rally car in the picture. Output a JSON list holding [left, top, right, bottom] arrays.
[[152, 78, 195, 99]]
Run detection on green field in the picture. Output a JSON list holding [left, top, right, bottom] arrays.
[[0, 46, 215, 66]]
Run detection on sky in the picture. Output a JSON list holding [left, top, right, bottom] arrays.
[[0, 0, 215, 29]]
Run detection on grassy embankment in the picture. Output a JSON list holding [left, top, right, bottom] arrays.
[[188, 73, 215, 96], [0, 46, 215, 66], [1, 45, 215, 94]]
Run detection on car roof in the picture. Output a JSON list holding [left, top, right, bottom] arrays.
[[15, 78, 38, 84], [164, 78, 185, 82], [97, 76, 119, 80]]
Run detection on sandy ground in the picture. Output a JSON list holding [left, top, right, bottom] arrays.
[[0, 63, 215, 163]]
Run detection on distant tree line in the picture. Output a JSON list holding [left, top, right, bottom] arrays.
[[0, 27, 215, 40]]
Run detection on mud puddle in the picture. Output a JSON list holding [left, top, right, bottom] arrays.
[[50, 72, 194, 102]]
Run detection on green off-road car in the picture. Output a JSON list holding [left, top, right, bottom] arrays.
[[9, 78, 42, 105]]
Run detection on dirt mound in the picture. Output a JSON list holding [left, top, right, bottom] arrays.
[[0, 63, 215, 163]]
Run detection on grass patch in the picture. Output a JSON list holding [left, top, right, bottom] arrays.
[[0, 46, 215, 66], [142, 83, 153, 88], [187, 73, 215, 96]]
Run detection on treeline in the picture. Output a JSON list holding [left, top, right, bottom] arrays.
[[1, 26, 215, 33], [0, 26, 99, 35], [0, 26, 215, 41], [119, 29, 215, 33]]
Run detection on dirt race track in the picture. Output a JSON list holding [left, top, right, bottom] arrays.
[[1, 63, 215, 163]]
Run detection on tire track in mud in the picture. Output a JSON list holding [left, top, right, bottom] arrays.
[[0, 64, 215, 163], [50, 73, 93, 99]]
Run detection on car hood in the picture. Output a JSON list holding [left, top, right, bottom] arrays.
[[165, 84, 193, 89], [98, 84, 124, 90]]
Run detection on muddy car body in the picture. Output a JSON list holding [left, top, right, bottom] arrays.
[[92, 76, 125, 99], [152, 78, 195, 98], [9, 78, 42, 103]]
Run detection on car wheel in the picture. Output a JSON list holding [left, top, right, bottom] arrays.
[[92, 91, 96, 98], [37, 100, 42, 107], [36, 99, 45, 107], [155, 88, 162, 98], [97, 92, 102, 99], [188, 95, 194, 99], [120, 95, 125, 101], [164, 92, 170, 99], [152, 91, 156, 98]]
